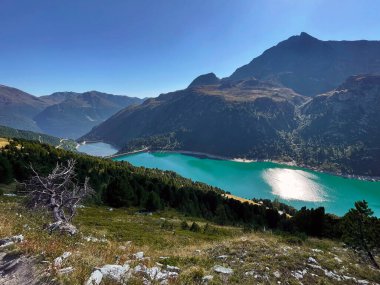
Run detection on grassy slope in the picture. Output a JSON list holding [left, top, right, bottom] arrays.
[[0, 125, 77, 151], [1, 189, 379, 285]]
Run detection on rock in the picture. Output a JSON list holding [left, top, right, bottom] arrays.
[[334, 256, 343, 263], [357, 280, 369, 285], [213, 265, 233, 275], [159, 256, 169, 260], [99, 264, 130, 281], [47, 221, 77, 235], [83, 236, 108, 243], [308, 257, 318, 264], [133, 252, 144, 260], [311, 248, 323, 253], [0, 235, 24, 248], [216, 255, 229, 260], [273, 271, 281, 278], [166, 265, 180, 273], [108, 208, 114, 211], [61, 252, 72, 259], [324, 269, 341, 281], [291, 269, 307, 280], [202, 275, 213, 283], [86, 269, 103, 285], [195, 250, 201, 254], [245, 270, 256, 276], [58, 267, 74, 275], [54, 252, 72, 268]]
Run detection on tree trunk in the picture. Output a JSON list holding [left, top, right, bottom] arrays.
[[51, 194, 63, 223], [367, 250, 380, 269]]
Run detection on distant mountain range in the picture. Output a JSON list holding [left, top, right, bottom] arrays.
[[0, 86, 143, 139], [81, 33, 380, 176]]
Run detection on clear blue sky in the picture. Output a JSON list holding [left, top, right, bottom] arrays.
[[1, 0, 379, 98]]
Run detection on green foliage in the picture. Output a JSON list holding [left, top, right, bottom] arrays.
[[160, 219, 174, 231], [341, 200, 380, 267], [0, 125, 77, 151], [145, 191, 161, 211], [180, 220, 189, 230], [189, 222, 201, 232], [105, 178, 134, 207], [0, 154, 12, 184], [2, 138, 376, 243]]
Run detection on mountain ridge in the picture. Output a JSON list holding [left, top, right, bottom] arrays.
[[0, 84, 144, 138], [229, 32, 380, 96]]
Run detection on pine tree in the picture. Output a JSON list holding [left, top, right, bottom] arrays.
[[145, 191, 161, 211], [342, 200, 379, 269]]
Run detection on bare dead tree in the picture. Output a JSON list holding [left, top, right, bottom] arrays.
[[24, 159, 93, 235]]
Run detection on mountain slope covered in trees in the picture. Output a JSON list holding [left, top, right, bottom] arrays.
[[81, 78, 306, 158]]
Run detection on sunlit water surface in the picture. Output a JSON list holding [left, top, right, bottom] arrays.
[[114, 151, 380, 216], [78, 142, 118, 157]]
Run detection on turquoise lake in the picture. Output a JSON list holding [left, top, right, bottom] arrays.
[[78, 142, 118, 157], [114, 152, 380, 217]]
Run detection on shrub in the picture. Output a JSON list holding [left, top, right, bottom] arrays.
[[181, 220, 189, 230], [190, 222, 201, 232]]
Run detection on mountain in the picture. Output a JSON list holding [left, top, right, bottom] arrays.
[[0, 85, 49, 132], [82, 74, 380, 176], [35, 91, 143, 139], [188, 72, 220, 88], [229, 32, 380, 96], [39, 91, 81, 105], [81, 78, 306, 158], [0, 84, 144, 139], [295, 75, 380, 175]]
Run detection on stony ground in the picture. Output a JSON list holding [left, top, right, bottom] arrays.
[[0, 192, 379, 285]]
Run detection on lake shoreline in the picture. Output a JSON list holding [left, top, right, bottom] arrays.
[[110, 148, 380, 182]]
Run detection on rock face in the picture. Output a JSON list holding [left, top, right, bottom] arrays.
[[0, 252, 44, 285], [230, 32, 380, 96], [188, 73, 220, 88], [298, 75, 380, 175]]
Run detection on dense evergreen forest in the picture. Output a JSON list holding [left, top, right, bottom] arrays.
[[0, 139, 379, 242]]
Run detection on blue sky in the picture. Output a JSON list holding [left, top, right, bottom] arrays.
[[1, 0, 379, 98]]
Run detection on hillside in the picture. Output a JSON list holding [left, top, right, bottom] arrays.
[[81, 74, 380, 176], [1, 195, 379, 285], [293, 75, 380, 175], [0, 140, 379, 284], [0, 85, 48, 132], [35, 91, 143, 138], [0, 125, 77, 151], [81, 78, 306, 158], [230, 32, 380, 96], [0, 84, 143, 139]]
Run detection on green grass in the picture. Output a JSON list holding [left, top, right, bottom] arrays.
[[1, 189, 379, 285]]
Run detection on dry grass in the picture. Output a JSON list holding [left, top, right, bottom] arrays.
[[0, 137, 10, 148], [0, 193, 379, 285], [222, 194, 260, 206]]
